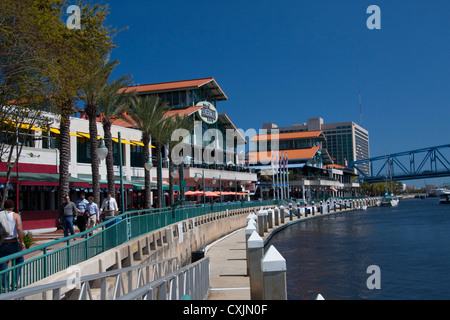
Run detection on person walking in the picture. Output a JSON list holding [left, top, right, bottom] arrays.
[[59, 195, 77, 238], [100, 192, 119, 221], [0, 200, 25, 291], [85, 196, 99, 236], [75, 193, 89, 233]]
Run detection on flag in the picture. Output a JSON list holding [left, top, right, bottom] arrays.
[[278, 151, 282, 175]]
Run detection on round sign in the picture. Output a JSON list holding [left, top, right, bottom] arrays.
[[196, 101, 218, 124]]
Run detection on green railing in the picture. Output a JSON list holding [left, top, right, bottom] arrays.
[[0, 200, 279, 293]]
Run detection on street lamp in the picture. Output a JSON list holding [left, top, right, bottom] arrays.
[[193, 170, 205, 204], [97, 139, 109, 161], [96, 131, 125, 213], [144, 156, 153, 172], [145, 155, 165, 208]]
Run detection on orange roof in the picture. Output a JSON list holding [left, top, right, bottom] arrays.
[[97, 107, 199, 128], [97, 112, 136, 129], [164, 106, 202, 118], [123, 77, 228, 101], [250, 131, 324, 142], [218, 113, 246, 144], [248, 146, 320, 163]]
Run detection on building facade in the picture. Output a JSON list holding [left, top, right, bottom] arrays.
[[0, 77, 257, 231], [247, 126, 360, 201], [263, 117, 370, 175]]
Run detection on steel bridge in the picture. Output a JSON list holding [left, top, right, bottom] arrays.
[[349, 144, 450, 183]]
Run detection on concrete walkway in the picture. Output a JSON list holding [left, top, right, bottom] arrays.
[[206, 228, 250, 300]]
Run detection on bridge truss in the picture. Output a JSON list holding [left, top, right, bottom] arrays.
[[349, 144, 450, 183]]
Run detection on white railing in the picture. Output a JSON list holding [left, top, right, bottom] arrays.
[[0, 257, 180, 300], [117, 257, 210, 300]]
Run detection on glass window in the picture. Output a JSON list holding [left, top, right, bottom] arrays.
[[130, 145, 144, 168], [77, 137, 91, 164], [112, 141, 125, 166], [172, 91, 181, 108]]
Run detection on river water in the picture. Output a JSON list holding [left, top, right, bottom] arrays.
[[267, 197, 450, 300]]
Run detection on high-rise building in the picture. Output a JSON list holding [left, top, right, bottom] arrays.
[[263, 117, 370, 175]]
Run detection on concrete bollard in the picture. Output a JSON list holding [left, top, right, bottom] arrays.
[[297, 202, 301, 218], [257, 210, 265, 237], [274, 207, 280, 226], [245, 222, 257, 275], [248, 217, 257, 228], [267, 209, 273, 229], [248, 231, 264, 300], [280, 206, 285, 224], [262, 245, 287, 300], [263, 210, 268, 232]]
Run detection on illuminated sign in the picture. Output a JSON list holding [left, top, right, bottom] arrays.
[[196, 101, 218, 124]]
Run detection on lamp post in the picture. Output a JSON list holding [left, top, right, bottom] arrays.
[[235, 177, 237, 202], [179, 161, 185, 203], [212, 175, 222, 203], [194, 170, 205, 204], [145, 155, 165, 208], [228, 179, 238, 202], [97, 132, 125, 213]]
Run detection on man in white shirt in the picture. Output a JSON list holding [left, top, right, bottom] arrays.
[[100, 192, 119, 220]]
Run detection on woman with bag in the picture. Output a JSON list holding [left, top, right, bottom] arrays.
[[0, 200, 25, 290]]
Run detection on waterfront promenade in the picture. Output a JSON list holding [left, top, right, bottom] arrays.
[[206, 201, 378, 300]]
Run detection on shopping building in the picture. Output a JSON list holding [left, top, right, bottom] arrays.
[[248, 123, 360, 201], [0, 77, 257, 231], [263, 117, 370, 175]]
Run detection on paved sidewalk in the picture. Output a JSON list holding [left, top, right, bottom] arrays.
[[206, 228, 250, 300]]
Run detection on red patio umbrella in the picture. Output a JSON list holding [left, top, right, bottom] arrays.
[[185, 190, 203, 196], [205, 191, 219, 197]]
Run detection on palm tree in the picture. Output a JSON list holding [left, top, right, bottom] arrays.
[[79, 57, 120, 205], [121, 95, 168, 209], [161, 114, 194, 206], [97, 75, 134, 199]]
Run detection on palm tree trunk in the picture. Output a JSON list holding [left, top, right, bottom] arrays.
[[168, 153, 174, 206], [143, 133, 151, 209], [103, 121, 116, 196], [58, 104, 72, 202], [87, 106, 100, 205], [156, 143, 163, 208]]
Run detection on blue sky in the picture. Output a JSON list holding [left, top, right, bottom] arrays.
[[102, 0, 450, 186]]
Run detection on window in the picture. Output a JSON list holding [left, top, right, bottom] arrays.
[[130, 145, 144, 168], [112, 141, 125, 166], [42, 132, 58, 149], [77, 137, 125, 166], [77, 137, 91, 164]]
